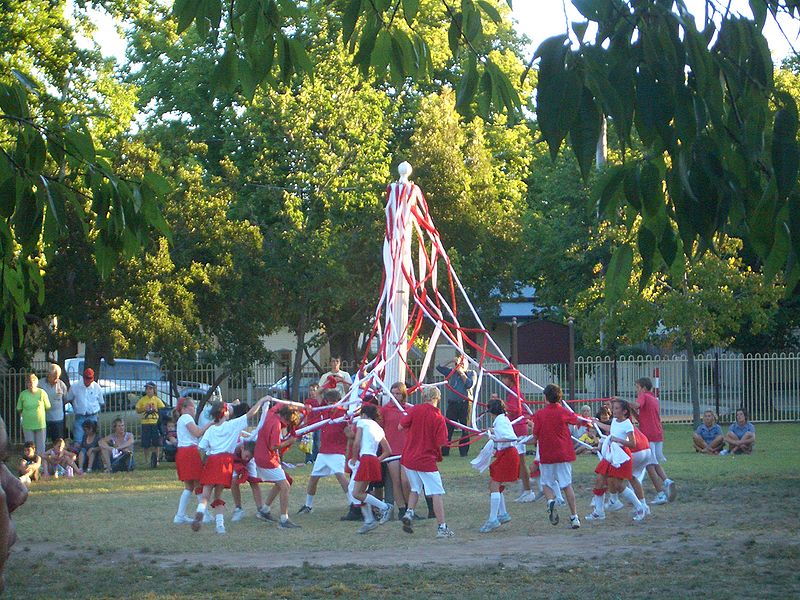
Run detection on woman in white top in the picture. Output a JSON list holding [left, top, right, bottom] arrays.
[[589, 400, 646, 522], [172, 397, 213, 524], [192, 397, 270, 534], [479, 397, 520, 533], [351, 403, 392, 534]]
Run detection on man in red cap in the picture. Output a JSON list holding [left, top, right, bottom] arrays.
[[66, 368, 104, 444]]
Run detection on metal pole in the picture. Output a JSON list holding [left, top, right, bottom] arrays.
[[568, 317, 575, 402], [714, 351, 721, 418], [246, 376, 254, 406]]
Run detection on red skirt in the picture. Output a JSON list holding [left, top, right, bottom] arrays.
[[232, 463, 263, 485], [200, 452, 234, 487], [354, 455, 382, 483], [176, 446, 203, 482], [529, 459, 541, 478], [595, 451, 633, 480], [490, 447, 520, 483]]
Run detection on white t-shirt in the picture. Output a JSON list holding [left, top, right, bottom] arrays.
[[67, 381, 104, 415], [357, 418, 385, 457], [319, 370, 353, 395], [491, 414, 516, 450], [610, 418, 634, 447], [198, 415, 249, 455], [177, 414, 200, 448]]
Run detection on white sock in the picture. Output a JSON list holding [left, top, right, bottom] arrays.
[[197, 501, 207, 514], [610, 492, 619, 503], [593, 495, 605, 516], [620, 486, 643, 510], [364, 494, 388, 511], [498, 492, 507, 515], [361, 504, 375, 523], [280, 513, 289, 522], [534, 478, 543, 493], [215, 513, 224, 525], [489, 492, 501, 521], [306, 494, 314, 508], [555, 485, 565, 502], [177, 489, 192, 517]]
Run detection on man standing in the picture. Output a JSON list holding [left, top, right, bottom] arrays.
[[436, 355, 475, 457], [318, 357, 352, 396], [136, 382, 166, 468], [66, 368, 104, 444]]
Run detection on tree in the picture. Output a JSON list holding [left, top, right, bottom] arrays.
[[0, 0, 170, 358]]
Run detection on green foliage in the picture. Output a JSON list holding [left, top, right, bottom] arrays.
[[536, 1, 800, 298]]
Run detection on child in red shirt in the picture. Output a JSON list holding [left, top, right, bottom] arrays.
[[399, 386, 454, 538]]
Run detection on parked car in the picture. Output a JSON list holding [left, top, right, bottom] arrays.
[[267, 375, 319, 400], [65, 358, 220, 404]]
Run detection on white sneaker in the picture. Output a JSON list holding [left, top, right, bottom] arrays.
[[585, 512, 605, 521], [497, 512, 512, 524], [479, 519, 501, 533], [665, 479, 677, 502], [720, 449, 730, 456], [231, 507, 245, 522], [514, 491, 532, 503], [215, 522, 226, 534], [378, 505, 393, 525], [651, 491, 668, 505], [570, 515, 581, 529], [633, 508, 646, 522], [358, 521, 379, 534], [642, 504, 652, 516], [436, 525, 455, 538], [606, 498, 625, 512], [173, 514, 193, 524]]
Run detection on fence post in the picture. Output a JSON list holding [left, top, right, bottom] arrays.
[[511, 317, 518, 366], [246, 376, 253, 406]]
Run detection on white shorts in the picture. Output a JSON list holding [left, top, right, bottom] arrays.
[[632, 449, 656, 481], [539, 462, 572, 489], [649, 441, 666, 464], [403, 467, 445, 496], [310, 453, 346, 477], [255, 466, 287, 482]]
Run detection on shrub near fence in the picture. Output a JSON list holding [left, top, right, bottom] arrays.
[[2, 353, 798, 445]]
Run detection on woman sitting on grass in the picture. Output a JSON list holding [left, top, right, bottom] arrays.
[[722, 408, 756, 455], [99, 418, 135, 472], [78, 420, 102, 472]]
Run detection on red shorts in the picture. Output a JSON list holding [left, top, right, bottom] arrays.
[[490, 447, 520, 483], [595, 454, 633, 480], [176, 446, 202, 482], [200, 452, 234, 487], [354, 455, 382, 483], [529, 459, 541, 478]]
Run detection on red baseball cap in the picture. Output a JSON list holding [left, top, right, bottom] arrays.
[[83, 368, 94, 380]]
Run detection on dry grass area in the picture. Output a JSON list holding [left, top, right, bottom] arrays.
[[5, 423, 799, 599]]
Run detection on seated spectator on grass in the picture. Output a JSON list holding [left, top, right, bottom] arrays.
[[722, 408, 756, 455], [44, 438, 82, 477], [99, 418, 136, 472], [163, 416, 178, 462], [17, 442, 42, 486], [571, 405, 598, 455], [78, 420, 102, 472], [693, 410, 724, 454]]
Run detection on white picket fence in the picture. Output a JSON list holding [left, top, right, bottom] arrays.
[[2, 353, 798, 445]]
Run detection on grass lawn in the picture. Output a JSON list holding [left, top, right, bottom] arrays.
[[5, 423, 800, 599]]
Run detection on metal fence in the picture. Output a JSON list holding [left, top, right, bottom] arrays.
[[2, 353, 798, 446]]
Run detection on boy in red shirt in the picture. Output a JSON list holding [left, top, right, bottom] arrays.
[[297, 389, 352, 516], [254, 404, 301, 528], [627, 377, 675, 504], [399, 386, 454, 538], [531, 384, 582, 529]]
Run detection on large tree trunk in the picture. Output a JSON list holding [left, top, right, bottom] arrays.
[[686, 332, 700, 427], [327, 331, 359, 365], [291, 312, 308, 402]]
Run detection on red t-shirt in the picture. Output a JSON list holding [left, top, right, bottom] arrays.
[[254, 412, 282, 469], [633, 427, 650, 452], [505, 392, 530, 437], [399, 403, 448, 472], [636, 391, 663, 442], [317, 406, 348, 455], [532, 402, 580, 464], [380, 401, 407, 455]]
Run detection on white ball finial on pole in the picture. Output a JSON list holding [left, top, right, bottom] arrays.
[[398, 161, 413, 183]]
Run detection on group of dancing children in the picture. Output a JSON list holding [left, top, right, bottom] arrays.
[[170, 375, 675, 538]]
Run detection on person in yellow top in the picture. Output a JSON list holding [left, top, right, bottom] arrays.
[[16, 374, 51, 457], [136, 382, 165, 468]]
